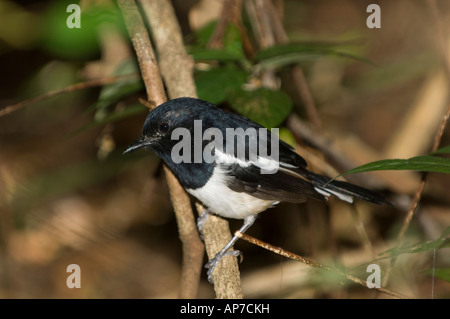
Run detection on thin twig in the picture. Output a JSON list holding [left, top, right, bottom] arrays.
[[0, 73, 139, 118], [350, 204, 376, 259], [237, 232, 410, 299]]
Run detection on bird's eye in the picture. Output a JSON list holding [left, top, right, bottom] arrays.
[[158, 122, 170, 133]]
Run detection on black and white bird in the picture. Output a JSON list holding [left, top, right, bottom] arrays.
[[124, 97, 390, 283]]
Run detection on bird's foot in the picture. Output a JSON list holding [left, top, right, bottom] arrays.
[[205, 250, 243, 284]]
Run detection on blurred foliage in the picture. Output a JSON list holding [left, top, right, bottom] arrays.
[[10, 154, 127, 227], [381, 227, 450, 258], [41, 1, 126, 59], [189, 21, 372, 129], [423, 268, 450, 283], [195, 64, 248, 105], [189, 23, 246, 62], [72, 103, 147, 136], [190, 21, 296, 132], [387, 227, 450, 283], [0, 1, 41, 51], [91, 60, 143, 120], [227, 87, 292, 128]]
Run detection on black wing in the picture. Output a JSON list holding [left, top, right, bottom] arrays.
[[224, 163, 325, 203]]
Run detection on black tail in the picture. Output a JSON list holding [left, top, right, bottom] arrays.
[[306, 171, 392, 206]]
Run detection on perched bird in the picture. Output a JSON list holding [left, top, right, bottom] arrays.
[[124, 97, 390, 283]]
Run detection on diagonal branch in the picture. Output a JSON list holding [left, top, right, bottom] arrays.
[[0, 74, 138, 118], [238, 232, 410, 299]]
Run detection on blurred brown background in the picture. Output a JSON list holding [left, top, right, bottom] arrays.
[[0, 0, 449, 298]]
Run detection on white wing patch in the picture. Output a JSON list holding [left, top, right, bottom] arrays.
[[314, 186, 354, 203], [214, 148, 283, 174], [214, 148, 251, 167]]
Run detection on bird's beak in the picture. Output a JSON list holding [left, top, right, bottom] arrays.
[[123, 136, 156, 155]]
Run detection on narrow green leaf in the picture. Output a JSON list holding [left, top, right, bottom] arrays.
[[431, 145, 450, 155], [380, 227, 450, 257], [342, 156, 450, 176], [227, 88, 293, 128], [422, 268, 450, 283], [255, 42, 342, 60], [254, 43, 375, 70]]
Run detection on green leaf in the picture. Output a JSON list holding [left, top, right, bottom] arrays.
[[195, 65, 248, 105], [256, 42, 345, 58], [342, 156, 450, 176], [227, 88, 293, 128], [93, 59, 143, 120], [422, 268, 450, 283], [254, 43, 375, 70], [380, 227, 450, 257], [431, 145, 450, 155]]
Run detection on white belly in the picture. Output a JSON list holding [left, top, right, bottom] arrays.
[[187, 167, 277, 219]]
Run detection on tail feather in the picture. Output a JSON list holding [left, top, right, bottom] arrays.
[[306, 171, 392, 206]]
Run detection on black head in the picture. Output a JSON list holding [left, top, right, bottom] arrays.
[[123, 97, 220, 156]]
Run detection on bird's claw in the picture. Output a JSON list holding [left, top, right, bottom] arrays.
[[206, 250, 243, 284]]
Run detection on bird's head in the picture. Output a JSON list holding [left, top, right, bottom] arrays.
[[123, 97, 219, 158]]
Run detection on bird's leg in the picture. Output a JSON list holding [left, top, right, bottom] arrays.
[[197, 209, 210, 241], [205, 214, 257, 284]]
